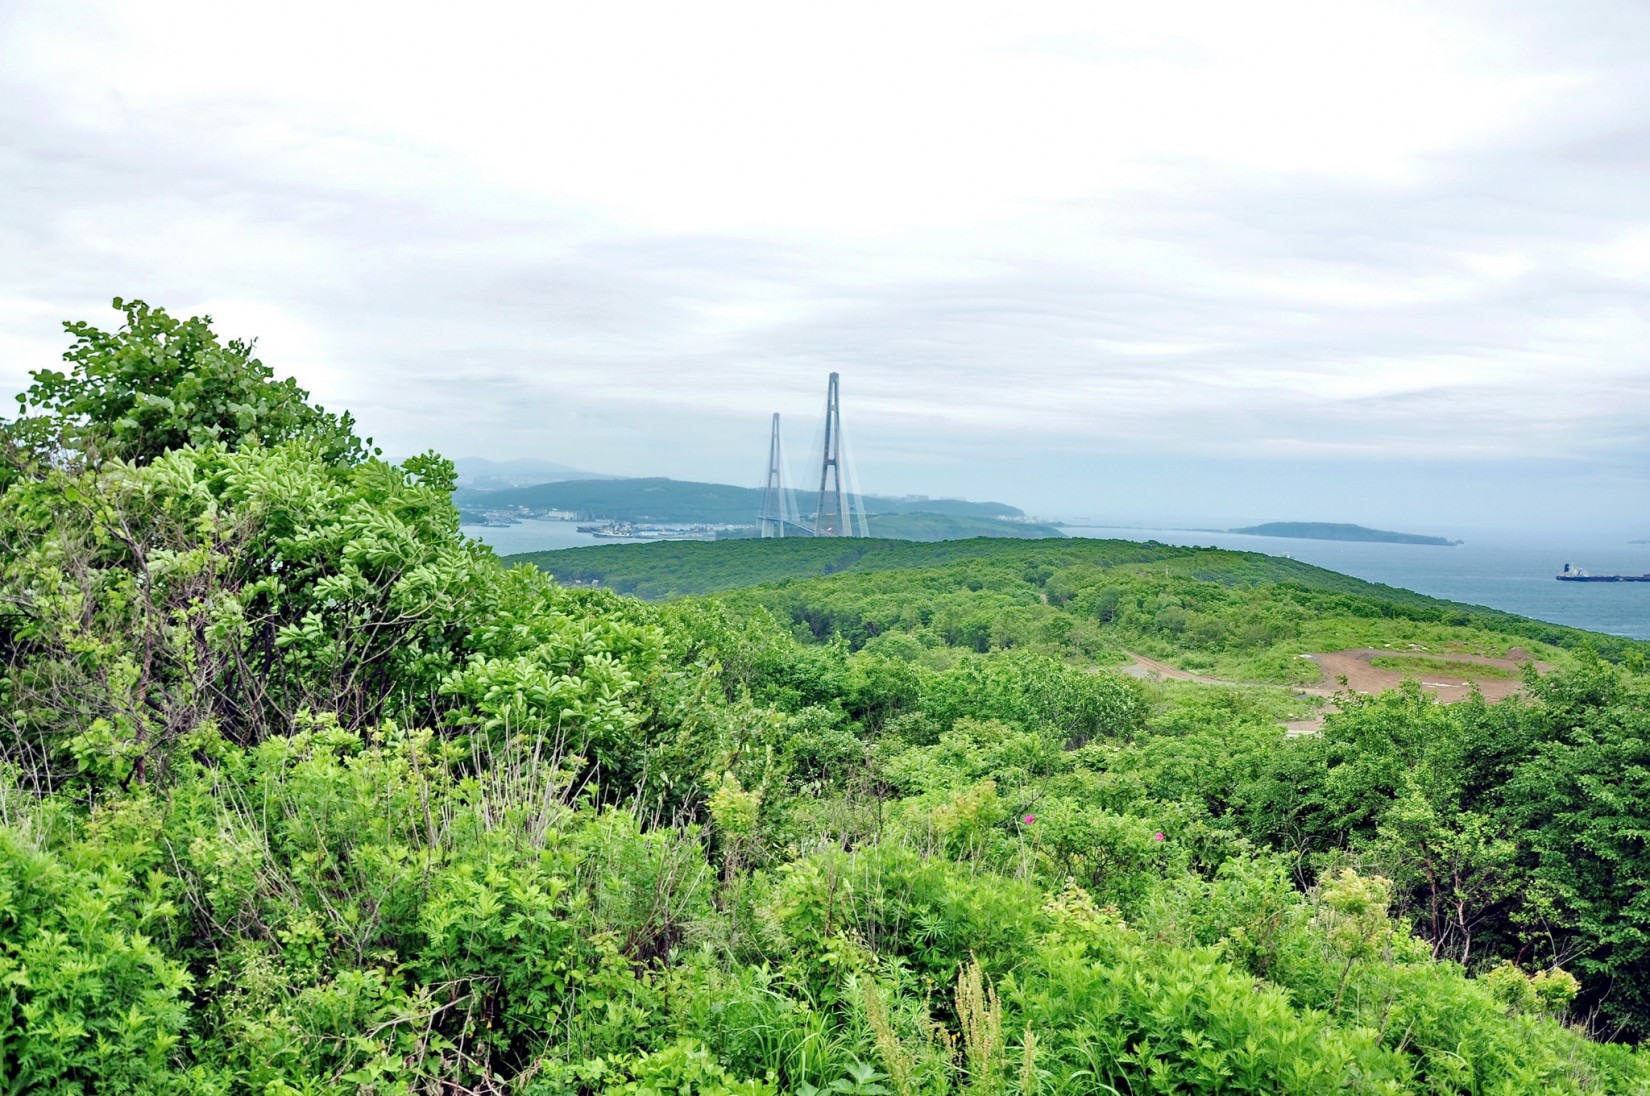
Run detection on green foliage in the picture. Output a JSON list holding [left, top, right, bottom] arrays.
[[1367, 654, 1519, 680], [6, 297, 364, 469], [918, 653, 1144, 745], [1507, 663, 1650, 1036], [603, 1038, 775, 1095], [0, 827, 200, 1094], [1, 303, 1648, 1092], [1232, 662, 1650, 1038], [0, 442, 485, 777], [851, 513, 1062, 541], [535, 537, 1634, 674]]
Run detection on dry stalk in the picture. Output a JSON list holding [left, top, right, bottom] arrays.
[[1017, 1026, 1037, 1094], [955, 956, 1002, 1090], [862, 977, 918, 1096]]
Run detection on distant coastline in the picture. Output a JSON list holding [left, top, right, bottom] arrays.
[[455, 476, 1057, 543], [1230, 522, 1461, 546]]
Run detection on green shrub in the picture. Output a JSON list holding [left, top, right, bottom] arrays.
[[0, 830, 200, 1094]]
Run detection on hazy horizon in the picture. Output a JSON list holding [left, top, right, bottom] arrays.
[[5, 1, 1648, 539], [448, 456, 1640, 544]]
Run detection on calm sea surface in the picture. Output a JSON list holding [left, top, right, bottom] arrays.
[[464, 519, 615, 555], [1065, 526, 1650, 641], [466, 519, 1650, 641]]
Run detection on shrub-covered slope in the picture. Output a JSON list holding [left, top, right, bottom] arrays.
[[510, 534, 1474, 603], [511, 536, 1634, 662], [2, 301, 1648, 1093]]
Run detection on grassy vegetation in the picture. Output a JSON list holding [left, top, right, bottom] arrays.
[[6, 302, 1650, 1093], [1367, 655, 1522, 680]]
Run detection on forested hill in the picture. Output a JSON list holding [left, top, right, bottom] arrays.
[[507, 535, 1622, 653], [846, 511, 1063, 540], [458, 475, 1027, 523], [514, 535, 1372, 599]]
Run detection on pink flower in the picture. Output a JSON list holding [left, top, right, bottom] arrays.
[[1023, 814, 1035, 824], [1153, 832, 1165, 841]]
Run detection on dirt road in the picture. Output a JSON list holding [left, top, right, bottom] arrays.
[[1113, 652, 1230, 685]]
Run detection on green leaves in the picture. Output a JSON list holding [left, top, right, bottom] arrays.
[[1, 301, 1647, 1091], [0, 440, 500, 782], [1506, 666, 1650, 1035], [7, 298, 366, 470], [0, 831, 196, 1093], [605, 1038, 776, 1095]]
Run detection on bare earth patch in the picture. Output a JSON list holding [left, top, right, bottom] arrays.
[[1285, 648, 1550, 734], [1114, 652, 1324, 736], [1300, 648, 1544, 702], [1113, 648, 1549, 737]]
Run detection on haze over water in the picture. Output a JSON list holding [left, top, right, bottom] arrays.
[[463, 519, 615, 555]]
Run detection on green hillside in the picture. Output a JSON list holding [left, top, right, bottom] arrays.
[[508, 535, 1612, 650], [692, 538, 1629, 673], [458, 476, 759, 522], [862, 494, 1027, 518], [458, 476, 1028, 524], [5, 302, 1650, 1093]]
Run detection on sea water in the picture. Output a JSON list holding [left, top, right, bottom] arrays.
[[1065, 526, 1650, 641], [462, 519, 615, 554]]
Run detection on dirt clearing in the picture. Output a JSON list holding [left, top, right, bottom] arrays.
[[1300, 648, 1544, 704], [1111, 647, 1549, 737]]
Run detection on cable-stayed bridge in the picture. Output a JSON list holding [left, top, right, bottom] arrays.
[[757, 372, 869, 538]]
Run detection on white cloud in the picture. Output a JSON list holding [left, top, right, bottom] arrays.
[[1, 0, 1647, 529]]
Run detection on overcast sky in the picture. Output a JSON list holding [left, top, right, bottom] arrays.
[[3, 0, 1647, 534]]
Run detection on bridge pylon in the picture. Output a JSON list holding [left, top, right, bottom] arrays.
[[812, 372, 867, 537], [757, 413, 795, 537]]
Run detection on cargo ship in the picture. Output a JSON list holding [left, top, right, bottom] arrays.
[[1557, 563, 1650, 582]]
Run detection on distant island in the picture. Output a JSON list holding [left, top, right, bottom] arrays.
[[1231, 522, 1461, 546]]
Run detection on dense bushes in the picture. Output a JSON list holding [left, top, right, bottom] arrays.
[[0, 827, 198, 1093], [1, 302, 1647, 1091], [1222, 665, 1650, 1038]]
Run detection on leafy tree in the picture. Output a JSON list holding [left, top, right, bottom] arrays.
[[0, 443, 487, 785], [1509, 663, 1650, 1037], [4, 297, 365, 470]]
